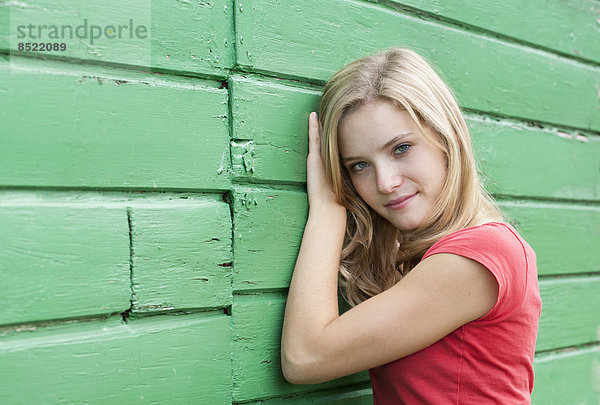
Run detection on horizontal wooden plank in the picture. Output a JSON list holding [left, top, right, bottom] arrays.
[[232, 294, 368, 402], [0, 0, 234, 76], [148, 0, 234, 75], [234, 290, 600, 403], [0, 312, 232, 404], [392, 0, 600, 64], [230, 76, 320, 182], [232, 186, 307, 292], [537, 276, 600, 352], [131, 200, 233, 312], [470, 117, 600, 201], [245, 384, 373, 404], [0, 190, 235, 324], [532, 345, 600, 404], [235, 0, 600, 132], [233, 189, 598, 292], [0, 200, 130, 325], [230, 77, 599, 202], [500, 201, 600, 275], [0, 56, 230, 190]]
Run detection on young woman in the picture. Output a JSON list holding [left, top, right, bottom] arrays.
[[280, 48, 542, 403]]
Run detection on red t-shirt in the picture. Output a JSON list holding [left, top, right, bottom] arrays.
[[368, 222, 542, 404]]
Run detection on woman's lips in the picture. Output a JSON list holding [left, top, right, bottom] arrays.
[[386, 193, 417, 210]]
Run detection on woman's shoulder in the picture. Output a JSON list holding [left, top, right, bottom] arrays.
[[422, 220, 535, 275], [422, 220, 538, 322], [428, 221, 524, 252]]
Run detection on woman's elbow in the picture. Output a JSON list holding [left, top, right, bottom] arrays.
[[281, 351, 304, 384], [280, 349, 319, 385], [281, 361, 302, 384]]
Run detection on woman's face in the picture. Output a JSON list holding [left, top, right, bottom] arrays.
[[338, 100, 447, 233]]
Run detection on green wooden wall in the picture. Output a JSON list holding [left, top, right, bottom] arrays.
[[1, 1, 599, 403]]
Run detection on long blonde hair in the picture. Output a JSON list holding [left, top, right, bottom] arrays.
[[319, 48, 503, 307]]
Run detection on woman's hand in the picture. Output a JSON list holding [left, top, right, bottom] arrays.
[[306, 112, 346, 215]]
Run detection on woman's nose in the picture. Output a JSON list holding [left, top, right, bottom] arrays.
[[376, 164, 403, 194]]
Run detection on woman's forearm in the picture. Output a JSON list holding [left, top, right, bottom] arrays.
[[281, 205, 346, 380]]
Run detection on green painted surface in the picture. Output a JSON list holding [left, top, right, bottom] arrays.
[[537, 276, 600, 352], [0, 195, 130, 326], [0, 56, 231, 191], [131, 199, 233, 312], [233, 189, 598, 293], [148, 0, 234, 75], [393, 0, 600, 64], [532, 345, 600, 404], [232, 293, 368, 402], [500, 201, 600, 275], [230, 77, 600, 201], [0, 313, 232, 404], [235, 0, 600, 131], [246, 384, 373, 404], [230, 76, 320, 183], [232, 186, 307, 292], [471, 117, 600, 201], [0, 0, 234, 76]]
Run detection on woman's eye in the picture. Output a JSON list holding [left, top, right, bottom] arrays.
[[394, 144, 410, 155], [350, 162, 369, 171]]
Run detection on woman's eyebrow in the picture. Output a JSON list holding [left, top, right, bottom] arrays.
[[342, 133, 414, 163]]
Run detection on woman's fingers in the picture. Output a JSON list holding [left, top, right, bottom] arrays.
[[308, 112, 321, 157], [305, 113, 345, 213]]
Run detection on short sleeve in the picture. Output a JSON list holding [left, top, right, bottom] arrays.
[[421, 223, 529, 322]]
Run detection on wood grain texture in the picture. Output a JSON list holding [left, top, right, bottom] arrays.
[[532, 345, 600, 404], [537, 276, 600, 352], [232, 186, 307, 292], [470, 116, 600, 201], [0, 0, 234, 76], [235, 0, 600, 132], [390, 0, 600, 64], [230, 76, 320, 183], [230, 76, 600, 201], [242, 384, 373, 404], [0, 313, 232, 404], [500, 201, 600, 275], [0, 56, 230, 190], [233, 188, 598, 294], [131, 199, 233, 312], [0, 197, 130, 326], [232, 293, 368, 402]]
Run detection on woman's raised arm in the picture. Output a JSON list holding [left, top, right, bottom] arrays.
[[280, 112, 347, 382]]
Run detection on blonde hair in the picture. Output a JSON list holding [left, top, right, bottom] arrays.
[[319, 48, 503, 307]]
